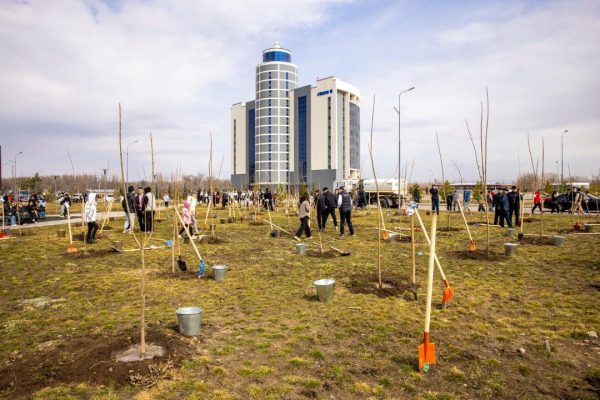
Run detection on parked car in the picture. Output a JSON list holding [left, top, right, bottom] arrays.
[[544, 192, 599, 212]]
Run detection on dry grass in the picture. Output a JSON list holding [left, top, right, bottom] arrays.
[[0, 206, 599, 399]]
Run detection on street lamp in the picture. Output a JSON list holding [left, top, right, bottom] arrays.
[[561, 129, 568, 189], [14, 151, 22, 224], [393, 86, 415, 208], [102, 168, 109, 202], [126, 140, 139, 187]]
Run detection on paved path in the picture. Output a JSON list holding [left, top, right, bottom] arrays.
[[7, 212, 126, 229]]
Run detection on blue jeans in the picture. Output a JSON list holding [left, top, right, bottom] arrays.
[[432, 198, 440, 214]]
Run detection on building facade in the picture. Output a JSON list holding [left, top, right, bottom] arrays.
[[231, 42, 360, 191]]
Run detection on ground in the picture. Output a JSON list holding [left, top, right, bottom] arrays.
[[0, 205, 599, 400]]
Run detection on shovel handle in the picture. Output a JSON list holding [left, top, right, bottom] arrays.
[[174, 208, 203, 262]]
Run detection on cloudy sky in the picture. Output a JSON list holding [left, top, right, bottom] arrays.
[[1, 0, 599, 183]]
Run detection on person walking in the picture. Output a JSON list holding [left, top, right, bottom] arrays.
[[163, 193, 170, 208], [337, 186, 354, 237], [263, 188, 273, 211], [429, 185, 440, 215], [294, 193, 311, 240], [477, 191, 486, 212], [187, 194, 199, 235], [60, 193, 71, 218], [507, 185, 521, 227], [451, 190, 460, 211], [550, 191, 560, 213], [142, 186, 155, 232], [314, 189, 326, 230], [321, 187, 338, 230], [463, 189, 471, 211], [531, 189, 542, 214], [573, 188, 584, 215], [84, 193, 98, 244]]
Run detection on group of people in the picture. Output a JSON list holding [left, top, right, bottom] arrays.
[[293, 186, 355, 240], [121, 186, 156, 234], [1, 192, 47, 226]]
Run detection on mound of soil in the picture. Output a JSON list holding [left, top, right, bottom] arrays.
[[523, 217, 540, 223], [306, 249, 339, 258], [248, 221, 265, 226], [438, 227, 463, 232], [345, 273, 412, 298], [0, 328, 197, 398], [62, 248, 116, 259], [446, 249, 505, 261], [518, 236, 554, 245], [206, 236, 225, 244]]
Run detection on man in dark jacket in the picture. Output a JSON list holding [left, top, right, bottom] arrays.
[[122, 185, 136, 233], [321, 187, 338, 230], [413, 186, 420, 203], [263, 188, 273, 211], [314, 190, 327, 230], [507, 185, 520, 227], [497, 188, 512, 228], [429, 185, 440, 215], [337, 186, 354, 236]]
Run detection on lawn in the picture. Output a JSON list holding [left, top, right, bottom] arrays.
[[0, 205, 598, 399]]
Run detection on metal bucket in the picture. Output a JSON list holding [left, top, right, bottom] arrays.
[[57, 229, 66, 238], [584, 224, 593, 232], [212, 265, 228, 282], [314, 278, 336, 303], [270, 230, 281, 238], [220, 218, 227, 224], [296, 243, 307, 255], [507, 228, 515, 237], [504, 243, 518, 257], [176, 306, 203, 336], [112, 241, 123, 251], [552, 235, 565, 247]]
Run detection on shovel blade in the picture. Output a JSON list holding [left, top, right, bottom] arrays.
[[442, 286, 454, 308], [469, 240, 476, 253], [0, 232, 7, 239], [418, 342, 436, 371], [177, 258, 187, 272], [382, 231, 389, 240], [67, 245, 78, 254]]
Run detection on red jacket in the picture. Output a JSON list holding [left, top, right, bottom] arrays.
[[534, 191, 541, 203]]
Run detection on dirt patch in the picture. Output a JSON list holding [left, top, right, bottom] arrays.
[[523, 217, 540, 223], [0, 327, 197, 398], [345, 273, 412, 298], [205, 236, 225, 244], [306, 249, 339, 258], [446, 249, 506, 261], [153, 269, 200, 280], [248, 221, 266, 226], [62, 248, 116, 259], [518, 236, 554, 245], [438, 227, 463, 232]]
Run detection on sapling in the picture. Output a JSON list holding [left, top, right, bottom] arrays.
[[367, 94, 383, 289]]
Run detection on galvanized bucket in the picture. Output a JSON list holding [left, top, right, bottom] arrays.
[[212, 265, 228, 282], [552, 235, 565, 247], [584, 224, 593, 232], [507, 228, 515, 237], [314, 278, 336, 303], [504, 243, 518, 257], [296, 243, 307, 255], [176, 306, 203, 336]]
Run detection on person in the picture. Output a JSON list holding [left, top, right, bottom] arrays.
[[294, 193, 312, 239], [463, 189, 471, 210], [263, 188, 273, 211], [573, 188, 584, 215], [163, 193, 170, 208], [583, 190, 591, 214], [122, 185, 136, 233], [61, 193, 71, 217], [429, 185, 440, 215], [446, 191, 453, 211], [477, 191, 485, 212], [314, 189, 326, 230], [178, 201, 193, 238], [188, 194, 199, 235], [356, 187, 367, 208], [413, 186, 420, 203], [497, 188, 512, 228], [84, 193, 98, 244], [143, 186, 155, 232], [451, 190, 460, 211], [507, 185, 521, 227], [487, 190, 495, 212], [134, 187, 146, 231], [550, 191, 560, 213], [337, 186, 354, 237], [222, 191, 229, 208], [531, 189, 542, 214], [321, 187, 338, 230]]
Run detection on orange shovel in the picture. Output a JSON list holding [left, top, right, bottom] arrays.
[[419, 213, 438, 372]]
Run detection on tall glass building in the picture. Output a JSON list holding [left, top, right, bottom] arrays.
[[254, 41, 298, 186], [231, 43, 360, 191]]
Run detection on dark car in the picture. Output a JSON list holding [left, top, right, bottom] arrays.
[[544, 192, 599, 213]]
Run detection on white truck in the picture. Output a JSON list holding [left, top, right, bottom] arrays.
[[336, 178, 407, 208]]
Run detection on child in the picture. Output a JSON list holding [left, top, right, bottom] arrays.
[[179, 201, 194, 238], [294, 193, 311, 240], [84, 193, 98, 244]]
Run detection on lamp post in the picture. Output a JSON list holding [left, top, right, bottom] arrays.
[[561, 129, 568, 189], [126, 140, 139, 187], [102, 168, 109, 202], [14, 151, 22, 224], [53, 175, 59, 199], [393, 86, 415, 208]]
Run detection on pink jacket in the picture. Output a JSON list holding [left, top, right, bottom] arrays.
[[182, 201, 191, 225]]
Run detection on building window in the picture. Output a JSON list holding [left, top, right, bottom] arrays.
[[298, 95, 308, 183]]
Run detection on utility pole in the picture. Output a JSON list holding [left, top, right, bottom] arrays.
[[561, 129, 568, 189], [393, 87, 415, 208]]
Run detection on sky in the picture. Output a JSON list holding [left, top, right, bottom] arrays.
[[1, 0, 599, 184]]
